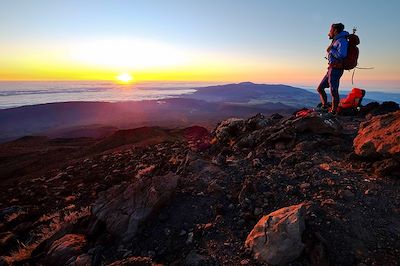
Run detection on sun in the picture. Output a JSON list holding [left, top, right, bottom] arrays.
[[116, 73, 133, 83]]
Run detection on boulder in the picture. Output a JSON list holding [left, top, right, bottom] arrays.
[[245, 203, 306, 265], [213, 118, 245, 143], [292, 114, 342, 135], [46, 234, 86, 266], [354, 110, 400, 158], [92, 172, 179, 242], [245, 113, 272, 130]]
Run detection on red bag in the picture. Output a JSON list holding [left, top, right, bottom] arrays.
[[338, 88, 365, 112]]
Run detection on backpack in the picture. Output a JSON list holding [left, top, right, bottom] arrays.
[[337, 87, 365, 114], [342, 29, 360, 70]]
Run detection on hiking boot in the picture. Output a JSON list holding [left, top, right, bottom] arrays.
[[315, 105, 329, 113]]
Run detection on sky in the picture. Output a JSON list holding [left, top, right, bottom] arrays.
[[1, 0, 399, 91]]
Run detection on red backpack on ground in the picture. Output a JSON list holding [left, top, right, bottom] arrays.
[[342, 29, 360, 70], [337, 88, 366, 113]]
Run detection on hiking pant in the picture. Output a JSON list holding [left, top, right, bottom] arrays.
[[317, 68, 344, 112]]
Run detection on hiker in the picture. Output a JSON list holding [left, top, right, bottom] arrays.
[[317, 23, 349, 115]]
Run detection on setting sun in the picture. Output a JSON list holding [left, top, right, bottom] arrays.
[[117, 73, 133, 83]]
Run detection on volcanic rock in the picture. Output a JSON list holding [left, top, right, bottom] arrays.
[[292, 114, 342, 135], [45, 234, 87, 266], [373, 158, 400, 177], [92, 172, 179, 242], [107, 256, 155, 266], [213, 118, 245, 143], [66, 254, 92, 266], [185, 250, 210, 266], [354, 110, 400, 158], [245, 203, 306, 265], [361, 101, 399, 117]]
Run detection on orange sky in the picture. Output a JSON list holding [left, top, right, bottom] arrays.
[[1, 1, 399, 91]]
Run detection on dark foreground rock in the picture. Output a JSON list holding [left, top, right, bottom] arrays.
[[245, 203, 306, 265], [0, 102, 399, 266], [45, 234, 87, 265], [92, 172, 179, 243]]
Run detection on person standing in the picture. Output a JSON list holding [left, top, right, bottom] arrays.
[[317, 23, 349, 115]]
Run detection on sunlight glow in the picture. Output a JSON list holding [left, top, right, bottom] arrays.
[[70, 39, 190, 70], [117, 73, 133, 83]]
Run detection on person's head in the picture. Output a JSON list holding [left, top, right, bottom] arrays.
[[329, 23, 345, 39]]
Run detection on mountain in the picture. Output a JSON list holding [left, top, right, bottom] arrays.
[[1, 82, 313, 142], [185, 82, 320, 106], [0, 103, 399, 265]]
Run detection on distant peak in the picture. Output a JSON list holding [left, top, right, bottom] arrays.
[[237, 82, 256, 85]]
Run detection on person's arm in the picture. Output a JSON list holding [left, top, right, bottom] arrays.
[[330, 39, 348, 59]]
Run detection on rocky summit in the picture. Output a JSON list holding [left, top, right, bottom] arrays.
[[0, 102, 399, 266]]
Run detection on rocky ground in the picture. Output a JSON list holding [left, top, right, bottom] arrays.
[[0, 102, 399, 266]]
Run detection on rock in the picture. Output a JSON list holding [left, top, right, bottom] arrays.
[[92, 172, 179, 242], [354, 111, 400, 158], [321, 199, 335, 206], [279, 153, 299, 167], [246, 113, 272, 130], [265, 127, 295, 143], [252, 158, 262, 167], [136, 165, 156, 178], [292, 114, 342, 135], [245, 203, 306, 265], [299, 183, 311, 190], [0, 231, 16, 250], [107, 256, 154, 266], [213, 118, 245, 143], [0, 256, 11, 266], [66, 253, 92, 266], [46, 234, 86, 266], [46, 172, 66, 182], [189, 159, 224, 182], [254, 208, 263, 216], [185, 251, 209, 266], [206, 180, 223, 196], [373, 158, 400, 177], [364, 189, 375, 195], [211, 154, 225, 165], [0, 206, 23, 223], [240, 259, 250, 265], [361, 101, 399, 117], [339, 189, 355, 199], [184, 126, 211, 151], [186, 232, 194, 244], [236, 133, 259, 148], [270, 113, 284, 120], [274, 142, 287, 150], [238, 179, 256, 205]]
